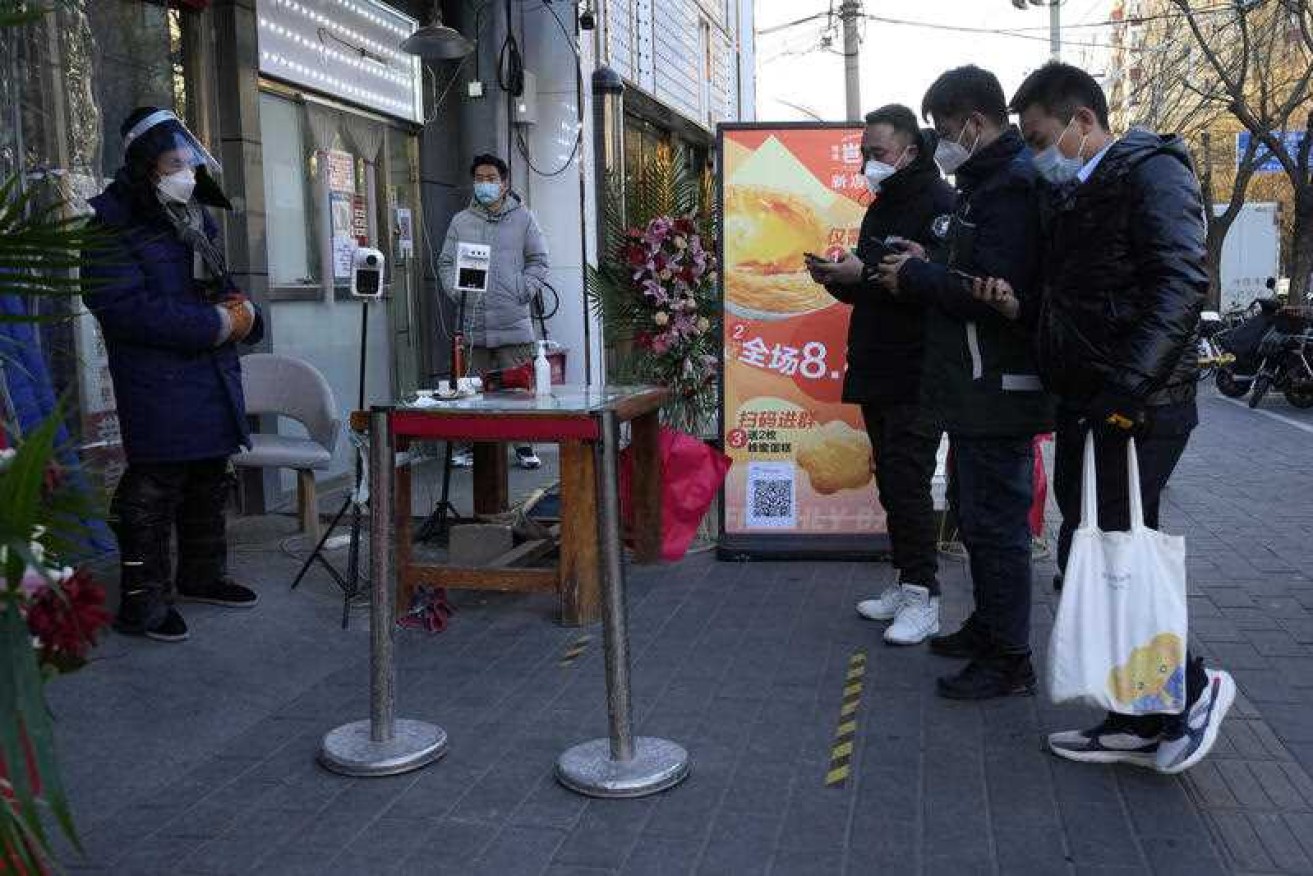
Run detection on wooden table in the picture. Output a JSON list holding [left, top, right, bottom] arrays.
[[375, 385, 667, 626]]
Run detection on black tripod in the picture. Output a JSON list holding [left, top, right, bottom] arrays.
[[290, 299, 372, 629], [414, 280, 472, 543]]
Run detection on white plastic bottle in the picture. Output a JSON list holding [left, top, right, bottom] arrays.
[[534, 340, 552, 397]]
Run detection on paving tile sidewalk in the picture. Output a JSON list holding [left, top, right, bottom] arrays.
[[46, 392, 1313, 875]]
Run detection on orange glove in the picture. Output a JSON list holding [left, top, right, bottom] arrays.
[[224, 299, 255, 344]]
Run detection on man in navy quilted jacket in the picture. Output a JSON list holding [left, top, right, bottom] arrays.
[[85, 107, 263, 643]]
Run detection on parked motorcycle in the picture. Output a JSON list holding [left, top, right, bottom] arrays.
[[1213, 298, 1280, 399], [1247, 307, 1313, 409]]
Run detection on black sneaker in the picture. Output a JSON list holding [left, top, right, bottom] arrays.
[[929, 618, 990, 659], [1047, 713, 1161, 769], [115, 598, 190, 643], [937, 653, 1036, 700], [176, 580, 259, 608]]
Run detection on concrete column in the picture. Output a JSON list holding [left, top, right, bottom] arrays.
[[210, 0, 279, 512]]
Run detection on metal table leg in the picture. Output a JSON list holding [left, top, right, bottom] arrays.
[[556, 408, 690, 798], [320, 408, 449, 777]]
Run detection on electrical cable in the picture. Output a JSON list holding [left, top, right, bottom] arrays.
[[511, 1, 584, 177], [533, 279, 561, 320], [514, 124, 582, 176], [497, 0, 524, 96], [757, 11, 830, 37], [422, 56, 471, 125]]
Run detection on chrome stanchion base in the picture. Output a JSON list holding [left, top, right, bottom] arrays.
[[556, 736, 690, 799], [319, 719, 449, 777]]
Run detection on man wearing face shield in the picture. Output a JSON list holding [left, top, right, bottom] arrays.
[[970, 63, 1233, 774], [807, 104, 956, 646], [85, 107, 264, 643], [874, 66, 1054, 700]]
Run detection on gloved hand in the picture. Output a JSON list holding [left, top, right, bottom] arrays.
[[1085, 389, 1148, 437], [222, 298, 256, 344]]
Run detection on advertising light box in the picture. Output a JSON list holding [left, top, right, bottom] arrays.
[[718, 123, 889, 559]]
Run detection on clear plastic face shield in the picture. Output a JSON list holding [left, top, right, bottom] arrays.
[[122, 110, 222, 177]]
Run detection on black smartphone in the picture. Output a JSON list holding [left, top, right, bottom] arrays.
[[865, 237, 898, 261], [949, 268, 982, 291]]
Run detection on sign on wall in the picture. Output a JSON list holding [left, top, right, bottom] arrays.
[[256, 0, 422, 122], [718, 123, 888, 559], [1236, 130, 1313, 173]]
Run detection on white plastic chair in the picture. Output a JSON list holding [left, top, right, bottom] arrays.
[[232, 353, 341, 541]]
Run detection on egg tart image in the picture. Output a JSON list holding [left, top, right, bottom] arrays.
[[725, 185, 834, 318], [796, 420, 873, 495]]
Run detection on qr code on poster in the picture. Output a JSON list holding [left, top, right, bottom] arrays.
[[746, 462, 797, 529]]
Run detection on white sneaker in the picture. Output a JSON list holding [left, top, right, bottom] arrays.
[[1155, 668, 1236, 774], [856, 584, 904, 621], [884, 585, 940, 645]]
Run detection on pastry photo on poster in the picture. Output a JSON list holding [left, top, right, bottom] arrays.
[[719, 124, 888, 549]]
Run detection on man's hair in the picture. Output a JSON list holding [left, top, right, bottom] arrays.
[[921, 66, 1009, 127], [470, 153, 508, 179], [1009, 62, 1110, 129], [864, 104, 920, 143]]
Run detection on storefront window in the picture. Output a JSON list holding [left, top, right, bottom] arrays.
[[19, 1, 188, 185], [7, 0, 199, 490], [259, 93, 319, 289]]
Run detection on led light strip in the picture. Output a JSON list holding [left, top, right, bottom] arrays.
[[258, 17, 413, 86], [269, 0, 413, 62]]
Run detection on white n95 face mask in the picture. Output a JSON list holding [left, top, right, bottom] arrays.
[[934, 123, 979, 176], [157, 168, 196, 204], [863, 147, 909, 194]]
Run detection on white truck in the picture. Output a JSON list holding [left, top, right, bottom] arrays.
[[1216, 201, 1281, 312]]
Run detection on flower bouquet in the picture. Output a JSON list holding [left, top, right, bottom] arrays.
[[0, 421, 110, 873], [587, 148, 721, 435], [588, 148, 731, 556]]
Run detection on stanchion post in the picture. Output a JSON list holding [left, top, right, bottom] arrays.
[[319, 407, 449, 776], [369, 406, 396, 741], [556, 408, 690, 798], [597, 409, 635, 762]]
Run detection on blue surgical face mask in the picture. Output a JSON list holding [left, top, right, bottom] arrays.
[[473, 181, 503, 205], [1032, 118, 1088, 186]]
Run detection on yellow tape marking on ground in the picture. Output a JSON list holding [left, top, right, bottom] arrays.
[[559, 635, 592, 667], [826, 649, 867, 787]]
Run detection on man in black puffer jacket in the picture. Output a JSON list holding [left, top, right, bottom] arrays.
[[878, 67, 1054, 700], [978, 62, 1234, 774], [808, 104, 956, 648]]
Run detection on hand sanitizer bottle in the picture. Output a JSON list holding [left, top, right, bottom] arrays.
[[534, 341, 552, 397]]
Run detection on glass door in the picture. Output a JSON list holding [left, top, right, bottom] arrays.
[[382, 126, 423, 396]]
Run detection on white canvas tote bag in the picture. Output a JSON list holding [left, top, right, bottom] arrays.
[[1047, 434, 1189, 714]]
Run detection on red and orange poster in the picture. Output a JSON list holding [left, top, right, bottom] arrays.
[[718, 123, 888, 557]]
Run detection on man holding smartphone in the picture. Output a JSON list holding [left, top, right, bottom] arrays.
[[974, 62, 1233, 773], [875, 67, 1053, 700], [807, 104, 956, 646]]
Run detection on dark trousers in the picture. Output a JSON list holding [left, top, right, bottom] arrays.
[[950, 435, 1036, 653], [1053, 412, 1207, 727], [110, 458, 231, 612], [861, 403, 941, 593]]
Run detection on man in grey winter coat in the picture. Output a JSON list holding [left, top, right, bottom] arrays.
[[439, 153, 550, 468]]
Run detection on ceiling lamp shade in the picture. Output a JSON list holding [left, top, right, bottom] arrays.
[[400, 2, 474, 59]]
